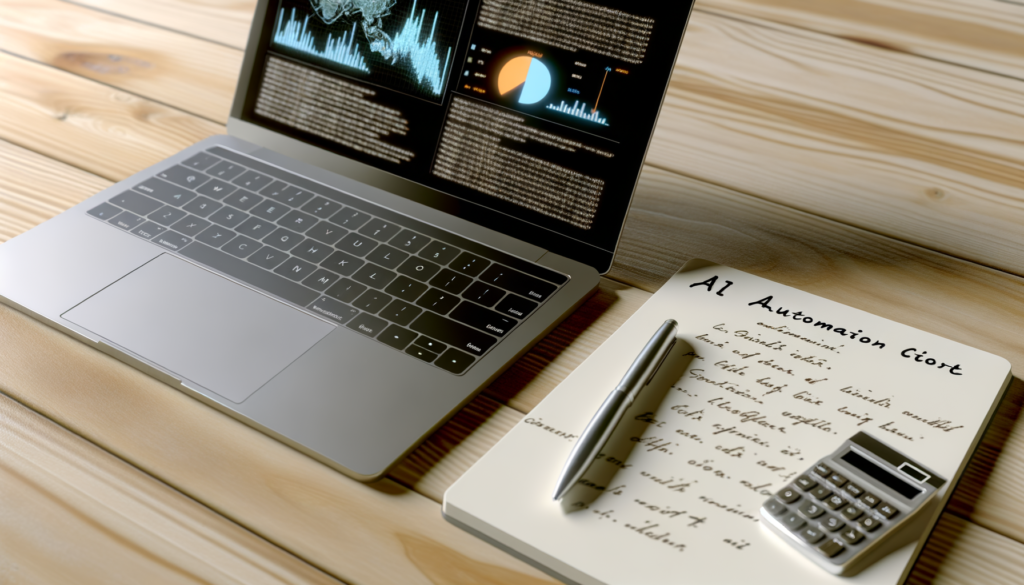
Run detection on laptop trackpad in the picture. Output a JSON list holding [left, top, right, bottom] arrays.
[[63, 254, 334, 403]]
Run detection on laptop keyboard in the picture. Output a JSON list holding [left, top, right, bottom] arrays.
[[86, 147, 568, 375]]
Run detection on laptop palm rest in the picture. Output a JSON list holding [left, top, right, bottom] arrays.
[[63, 254, 333, 403]]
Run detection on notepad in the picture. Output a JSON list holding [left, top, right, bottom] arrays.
[[443, 260, 1012, 585]]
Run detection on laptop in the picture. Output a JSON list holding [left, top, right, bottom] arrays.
[[0, 0, 693, 481]]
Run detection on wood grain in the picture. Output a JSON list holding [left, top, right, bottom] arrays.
[[0, 52, 222, 182], [69, 0, 258, 50], [0, 392, 343, 585], [0, 0, 242, 123], [697, 0, 1024, 81], [909, 513, 1024, 584]]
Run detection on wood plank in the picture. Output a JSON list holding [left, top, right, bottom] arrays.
[[909, 513, 1024, 584], [0, 0, 242, 123], [69, 0, 257, 50], [0, 52, 221, 182], [0, 392, 344, 585], [696, 0, 1024, 81], [654, 12, 1024, 277]]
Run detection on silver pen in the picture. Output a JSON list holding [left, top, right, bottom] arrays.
[[552, 319, 678, 501]]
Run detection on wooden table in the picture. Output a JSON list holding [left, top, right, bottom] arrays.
[[1, 1, 1022, 582]]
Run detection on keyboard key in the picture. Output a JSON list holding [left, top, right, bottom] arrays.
[[329, 207, 371, 229], [278, 209, 317, 232], [131, 221, 166, 240], [347, 313, 388, 337], [859, 516, 882, 532], [799, 501, 825, 519], [406, 345, 438, 363], [479, 264, 556, 302], [109, 190, 162, 216], [814, 463, 833, 477], [305, 221, 347, 245], [307, 295, 359, 325], [777, 488, 800, 504], [462, 282, 504, 307], [171, 216, 212, 238], [390, 229, 430, 253], [840, 505, 862, 521], [108, 211, 145, 231], [325, 279, 367, 303], [302, 269, 340, 291], [378, 324, 417, 350], [206, 161, 246, 181], [232, 170, 274, 192], [821, 515, 845, 532], [876, 502, 899, 519], [180, 242, 318, 307], [195, 178, 236, 200], [223, 189, 262, 211], [156, 165, 209, 189], [181, 152, 220, 170], [435, 347, 475, 374], [153, 232, 191, 251], [495, 294, 537, 320], [844, 483, 865, 499], [450, 251, 490, 277], [840, 528, 864, 545], [860, 493, 881, 508], [208, 207, 249, 229], [824, 494, 845, 510], [450, 302, 516, 337], [419, 241, 460, 265], [764, 499, 788, 516], [222, 235, 260, 258], [135, 178, 195, 207], [828, 473, 848, 488], [269, 184, 316, 208], [780, 513, 805, 531], [379, 299, 422, 326], [292, 238, 334, 264], [258, 181, 287, 201], [352, 289, 392, 313], [195, 225, 236, 248], [274, 257, 317, 281], [148, 205, 188, 227], [795, 475, 817, 491], [263, 227, 303, 251], [352, 264, 398, 289], [818, 539, 845, 558], [798, 526, 826, 544], [248, 246, 289, 270], [321, 250, 364, 276], [236, 217, 277, 239], [811, 486, 832, 500], [385, 275, 428, 302], [413, 336, 446, 353], [182, 196, 223, 218], [416, 288, 460, 315], [359, 219, 402, 241], [87, 202, 121, 220], [409, 311, 496, 356], [429, 269, 473, 295], [396, 256, 441, 282], [336, 232, 378, 257], [365, 245, 409, 270], [302, 197, 343, 218]]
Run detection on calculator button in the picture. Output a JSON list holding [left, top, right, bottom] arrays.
[[840, 528, 865, 545], [821, 516, 845, 532], [795, 475, 818, 491], [818, 539, 846, 558], [764, 499, 788, 516], [814, 463, 833, 477], [811, 486, 832, 500], [828, 473, 848, 488], [798, 501, 825, 519], [844, 482, 865, 498], [859, 516, 882, 532], [777, 488, 801, 504], [876, 502, 899, 519], [798, 526, 826, 544], [781, 513, 806, 531], [841, 505, 863, 521], [860, 492, 881, 508], [824, 494, 845, 510]]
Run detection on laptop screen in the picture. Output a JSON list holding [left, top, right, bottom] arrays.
[[238, 0, 692, 271]]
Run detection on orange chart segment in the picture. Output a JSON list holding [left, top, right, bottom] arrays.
[[498, 56, 533, 94]]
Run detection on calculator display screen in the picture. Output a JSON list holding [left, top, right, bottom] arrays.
[[842, 450, 923, 499]]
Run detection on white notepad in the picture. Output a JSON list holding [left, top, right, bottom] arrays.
[[443, 260, 1012, 584]]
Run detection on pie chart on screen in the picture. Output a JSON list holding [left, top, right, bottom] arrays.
[[498, 56, 552, 105]]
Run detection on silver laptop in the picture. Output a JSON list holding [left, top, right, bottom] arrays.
[[0, 0, 693, 481]]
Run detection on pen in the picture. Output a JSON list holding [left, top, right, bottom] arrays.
[[552, 319, 678, 501]]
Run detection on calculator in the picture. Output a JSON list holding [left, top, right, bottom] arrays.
[[760, 432, 946, 576]]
